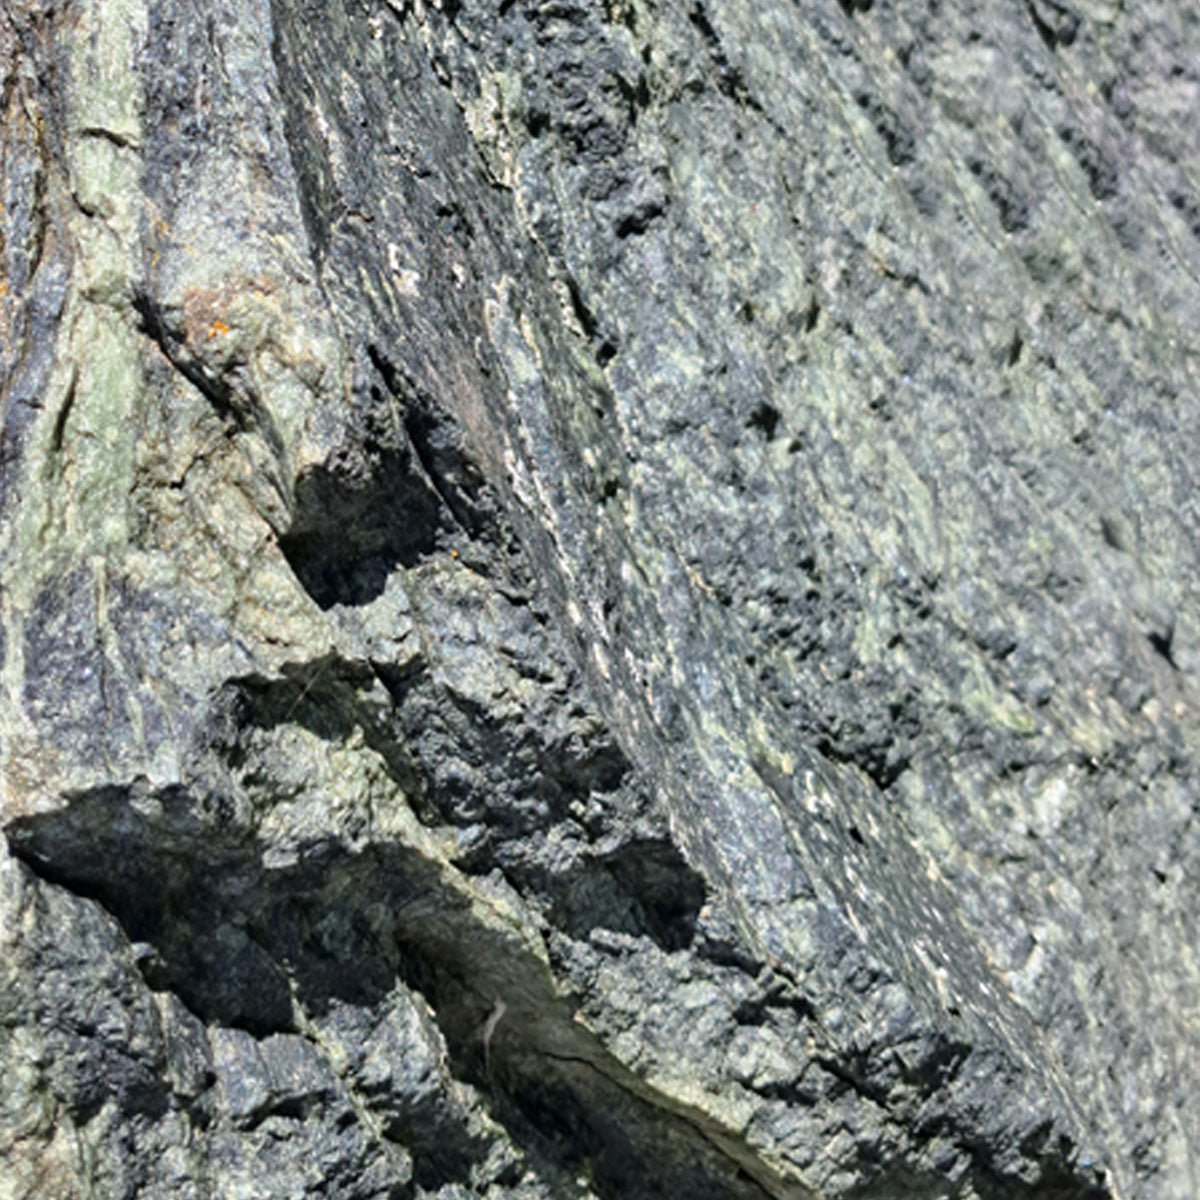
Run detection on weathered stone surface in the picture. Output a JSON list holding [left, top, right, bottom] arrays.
[[2, 0, 1198, 1196]]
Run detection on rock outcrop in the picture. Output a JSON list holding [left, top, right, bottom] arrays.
[[2, 0, 1198, 1196]]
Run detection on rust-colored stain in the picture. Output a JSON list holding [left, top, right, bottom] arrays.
[[183, 287, 245, 344], [178, 277, 276, 349]]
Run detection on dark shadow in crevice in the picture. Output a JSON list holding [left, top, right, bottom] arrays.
[[278, 440, 445, 608], [6, 780, 765, 1200], [208, 664, 705, 956], [526, 837, 706, 955], [7, 783, 297, 1036], [481, 1053, 774, 1200], [1147, 628, 1178, 669], [746, 401, 781, 441], [8, 750, 1107, 1200], [605, 838, 706, 950], [364, 342, 499, 545]]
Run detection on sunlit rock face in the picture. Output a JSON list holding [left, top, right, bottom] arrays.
[[2, 0, 1198, 1196]]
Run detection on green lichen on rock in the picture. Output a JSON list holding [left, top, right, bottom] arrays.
[[3, 0, 1200, 1196]]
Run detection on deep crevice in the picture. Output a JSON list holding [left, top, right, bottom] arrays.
[[278, 439, 445, 608], [7, 783, 764, 1200], [1147, 628, 1178, 669], [366, 342, 496, 544]]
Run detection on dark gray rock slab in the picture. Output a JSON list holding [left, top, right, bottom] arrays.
[[3, 0, 1198, 1196]]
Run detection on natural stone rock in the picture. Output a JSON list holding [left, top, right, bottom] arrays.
[[3, 0, 1199, 1196]]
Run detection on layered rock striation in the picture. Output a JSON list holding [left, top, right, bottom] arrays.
[[3, 0, 1199, 1196]]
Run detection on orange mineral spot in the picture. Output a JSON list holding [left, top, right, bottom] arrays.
[[208, 320, 230, 339]]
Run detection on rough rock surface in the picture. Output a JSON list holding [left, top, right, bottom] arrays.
[[2, 0, 1198, 1196]]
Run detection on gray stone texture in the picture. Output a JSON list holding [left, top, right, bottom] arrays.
[[2, 0, 1198, 1195]]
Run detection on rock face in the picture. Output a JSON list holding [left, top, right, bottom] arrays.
[[2, 0, 1198, 1195]]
